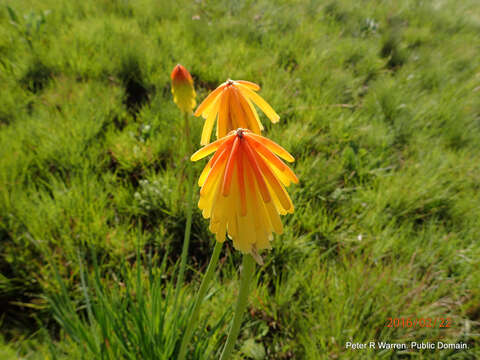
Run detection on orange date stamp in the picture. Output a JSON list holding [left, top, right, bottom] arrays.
[[386, 317, 451, 329]]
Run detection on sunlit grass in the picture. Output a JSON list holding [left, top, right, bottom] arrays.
[[1, 0, 479, 358]]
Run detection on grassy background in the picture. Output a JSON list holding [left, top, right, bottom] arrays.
[[1, 0, 479, 358]]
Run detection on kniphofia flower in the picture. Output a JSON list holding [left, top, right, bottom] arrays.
[[171, 64, 196, 113], [194, 80, 280, 145], [191, 129, 298, 254]]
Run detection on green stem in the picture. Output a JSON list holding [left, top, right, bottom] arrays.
[[174, 111, 194, 308], [220, 254, 256, 360], [178, 241, 223, 360]]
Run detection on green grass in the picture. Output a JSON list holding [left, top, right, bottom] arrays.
[[1, 0, 479, 358]]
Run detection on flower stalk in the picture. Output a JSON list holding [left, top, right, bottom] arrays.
[[174, 111, 195, 308], [220, 254, 256, 360], [178, 241, 223, 360], [170, 64, 197, 308]]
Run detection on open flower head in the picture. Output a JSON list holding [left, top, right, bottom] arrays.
[[191, 129, 298, 254], [171, 64, 196, 113], [194, 80, 280, 145]]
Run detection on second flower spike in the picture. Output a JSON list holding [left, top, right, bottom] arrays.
[[194, 80, 280, 145]]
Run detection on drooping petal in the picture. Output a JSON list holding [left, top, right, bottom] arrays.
[[247, 137, 286, 171], [200, 148, 228, 196], [247, 137, 299, 185], [215, 220, 227, 242], [198, 156, 215, 186], [247, 143, 293, 211], [236, 88, 261, 134], [266, 160, 295, 187], [230, 88, 249, 129], [244, 160, 282, 235], [246, 132, 295, 162], [210, 141, 231, 164], [237, 83, 280, 123], [200, 94, 221, 145], [243, 140, 271, 203], [244, 97, 263, 131], [194, 83, 227, 117], [244, 163, 272, 247], [191, 133, 235, 161], [234, 80, 260, 91], [217, 88, 231, 138], [264, 196, 284, 234], [236, 147, 247, 216], [199, 168, 222, 218], [221, 136, 240, 196], [265, 179, 294, 215]]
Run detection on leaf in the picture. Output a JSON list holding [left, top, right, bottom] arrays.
[[6, 5, 19, 24], [240, 339, 266, 360]]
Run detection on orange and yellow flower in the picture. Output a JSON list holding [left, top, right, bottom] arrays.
[[191, 128, 298, 254], [194, 80, 280, 145], [171, 64, 196, 113]]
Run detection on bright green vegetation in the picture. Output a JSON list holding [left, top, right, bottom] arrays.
[[1, 0, 479, 359]]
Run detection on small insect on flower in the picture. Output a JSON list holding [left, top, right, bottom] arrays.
[[191, 129, 298, 256], [194, 80, 280, 145], [171, 64, 196, 113]]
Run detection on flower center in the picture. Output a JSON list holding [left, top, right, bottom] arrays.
[[235, 128, 244, 138], [226, 79, 234, 86]]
